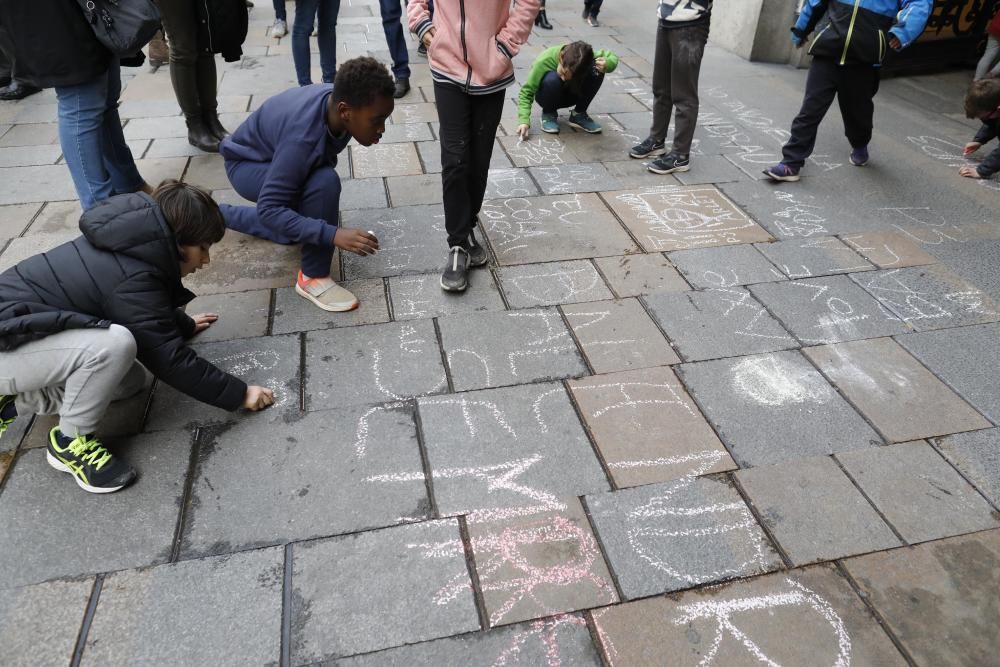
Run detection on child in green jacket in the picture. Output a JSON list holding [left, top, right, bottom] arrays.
[[516, 41, 619, 138]]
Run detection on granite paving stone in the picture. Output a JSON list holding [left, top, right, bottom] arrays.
[[837, 442, 999, 543], [185, 290, 271, 343], [561, 299, 680, 373], [755, 237, 875, 278], [181, 405, 428, 558], [467, 498, 618, 627], [350, 142, 423, 178], [378, 121, 434, 144], [416, 383, 610, 518], [844, 531, 1000, 667], [569, 366, 735, 488], [667, 243, 785, 289], [182, 154, 230, 190], [604, 185, 773, 252], [674, 154, 747, 186], [305, 320, 447, 409], [0, 122, 59, 147], [390, 102, 439, 124], [335, 614, 601, 666], [0, 579, 93, 664], [290, 520, 480, 662], [896, 323, 1000, 424], [850, 265, 1000, 331], [0, 202, 41, 237], [341, 204, 447, 279], [841, 230, 939, 268], [498, 136, 581, 167], [23, 200, 82, 234], [0, 430, 192, 588], [498, 260, 614, 308], [183, 230, 302, 294], [340, 177, 388, 210], [83, 548, 283, 666], [750, 276, 911, 344], [271, 279, 389, 334], [483, 167, 540, 199], [416, 139, 512, 174], [480, 193, 638, 265], [438, 308, 587, 392], [145, 137, 214, 159], [386, 173, 443, 206], [592, 253, 691, 297], [591, 564, 907, 666], [388, 271, 506, 320], [804, 338, 991, 442], [527, 162, 624, 195], [737, 456, 901, 564], [586, 476, 782, 598], [561, 126, 649, 163], [146, 334, 301, 431], [0, 165, 78, 206], [678, 351, 882, 467], [643, 288, 798, 361], [0, 145, 62, 168], [122, 115, 188, 140], [932, 428, 1000, 506]]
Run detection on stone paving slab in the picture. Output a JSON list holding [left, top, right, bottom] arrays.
[[416, 140, 512, 174], [438, 308, 587, 392], [678, 351, 882, 467], [804, 338, 991, 443], [185, 289, 271, 343], [146, 334, 301, 431], [643, 288, 798, 362], [0, 430, 191, 588], [335, 614, 601, 666], [145, 137, 214, 159], [841, 230, 939, 269], [750, 276, 911, 345], [350, 143, 423, 178], [0, 164, 78, 205], [0, 578, 93, 664], [667, 243, 785, 289], [604, 185, 773, 252], [22, 200, 80, 235], [591, 564, 907, 666], [389, 271, 506, 320], [415, 383, 609, 518], [341, 204, 447, 279], [468, 497, 618, 627], [271, 280, 389, 334], [483, 168, 540, 199], [480, 193, 638, 266], [341, 177, 388, 210], [390, 102, 439, 124], [850, 265, 1000, 332], [305, 319, 447, 409], [83, 548, 283, 666], [0, 145, 62, 168], [844, 530, 1000, 667], [183, 230, 302, 295], [527, 162, 624, 195], [0, 122, 59, 147], [837, 442, 999, 544], [755, 237, 875, 279], [603, 158, 684, 189], [592, 253, 690, 297], [378, 122, 434, 144], [290, 519, 480, 662], [498, 260, 614, 308], [569, 366, 735, 488], [181, 404, 428, 558], [586, 476, 782, 598], [674, 154, 748, 186], [559, 127, 648, 164], [932, 428, 1000, 507], [498, 136, 581, 167], [386, 173, 443, 207], [0, 202, 40, 237], [737, 456, 901, 565], [561, 298, 679, 373]]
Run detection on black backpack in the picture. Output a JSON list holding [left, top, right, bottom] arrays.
[[75, 0, 162, 56]]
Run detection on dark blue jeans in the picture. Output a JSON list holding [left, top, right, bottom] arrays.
[[292, 0, 338, 85], [273, 0, 287, 20], [379, 0, 410, 80], [584, 0, 603, 17], [220, 160, 341, 278], [534, 70, 604, 115]]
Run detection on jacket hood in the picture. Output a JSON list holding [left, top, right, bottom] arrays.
[[80, 193, 182, 280]]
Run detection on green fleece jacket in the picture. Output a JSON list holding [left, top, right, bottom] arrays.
[[517, 45, 620, 126]]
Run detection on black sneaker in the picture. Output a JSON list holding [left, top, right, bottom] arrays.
[[629, 137, 665, 159], [648, 152, 690, 174], [0, 395, 16, 439], [441, 246, 470, 292], [467, 230, 488, 267], [46, 427, 136, 494]]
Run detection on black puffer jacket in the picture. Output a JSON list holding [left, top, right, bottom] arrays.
[[0, 193, 247, 411], [197, 0, 249, 62]]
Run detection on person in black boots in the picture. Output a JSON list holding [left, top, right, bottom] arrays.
[[583, 1, 602, 27], [536, 0, 553, 29], [159, 0, 249, 152]]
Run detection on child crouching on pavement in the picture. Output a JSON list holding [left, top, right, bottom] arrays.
[[0, 182, 274, 494], [960, 77, 1000, 180], [516, 40, 618, 138]]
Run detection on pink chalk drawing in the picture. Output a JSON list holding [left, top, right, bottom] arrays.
[[493, 614, 591, 667]]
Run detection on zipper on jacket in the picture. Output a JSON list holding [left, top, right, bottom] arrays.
[[840, 0, 862, 65], [878, 29, 886, 62], [202, 0, 215, 53], [809, 24, 830, 53], [459, 0, 472, 92]]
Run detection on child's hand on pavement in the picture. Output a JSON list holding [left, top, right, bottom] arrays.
[[964, 141, 982, 155], [243, 385, 274, 411], [334, 229, 379, 256], [191, 313, 218, 334], [595, 57, 606, 74], [517, 124, 530, 139], [959, 165, 983, 179]]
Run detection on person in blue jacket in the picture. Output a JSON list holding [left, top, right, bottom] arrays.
[[764, 0, 932, 182]]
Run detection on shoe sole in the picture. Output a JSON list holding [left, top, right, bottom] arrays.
[[568, 121, 601, 134], [648, 163, 690, 175], [468, 254, 489, 268], [850, 158, 868, 166], [541, 125, 560, 134], [46, 452, 132, 494], [295, 284, 359, 312], [630, 147, 666, 159], [440, 276, 468, 292], [763, 170, 801, 182]]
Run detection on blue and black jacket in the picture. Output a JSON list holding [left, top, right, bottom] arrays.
[[792, 0, 933, 66]]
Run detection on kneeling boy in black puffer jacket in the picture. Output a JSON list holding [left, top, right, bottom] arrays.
[[0, 181, 274, 494]]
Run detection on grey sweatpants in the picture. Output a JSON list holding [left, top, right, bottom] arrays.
[[0, 325, 147, 437], [649, 21, 709, 156]]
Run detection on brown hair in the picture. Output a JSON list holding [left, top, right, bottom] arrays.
[[152, 180, 226, 246], [560, 41, 596, 94], [965, 77, 1000, 118]]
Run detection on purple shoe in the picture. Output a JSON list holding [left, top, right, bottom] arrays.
[[850, 145, 869, 166], [764, 163, 801, 182]]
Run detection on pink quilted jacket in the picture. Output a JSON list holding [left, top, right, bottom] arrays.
[[407, 0, 539, 94]]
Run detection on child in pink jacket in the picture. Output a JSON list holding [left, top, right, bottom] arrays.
[[408, 0, 539, 293]]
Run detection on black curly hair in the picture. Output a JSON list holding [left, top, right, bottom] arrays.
[[332, 56, 396, 107]]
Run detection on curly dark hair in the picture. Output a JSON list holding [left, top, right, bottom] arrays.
[[965, 77, 1000, 118], [332, 56, 396, 107], [561, 41, 596, 95], [153, 179, 226, 246]]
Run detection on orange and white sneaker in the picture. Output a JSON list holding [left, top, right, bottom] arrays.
[[295, 271, 359, 312]]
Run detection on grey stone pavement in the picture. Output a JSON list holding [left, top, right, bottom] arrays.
[[2, 0, 1000, 665]]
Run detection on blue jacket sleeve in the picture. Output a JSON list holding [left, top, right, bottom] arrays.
[[889, 0, 933, 49], [793, 0, 829, 41], [255, 141, 338, 249]]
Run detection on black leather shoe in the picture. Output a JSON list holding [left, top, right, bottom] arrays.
[[536, 10, 553, 29], [204, 112, 230, 141], [0, 82, 42, 101], [393, 78, 410, 99], [186, 118, 221, 153]]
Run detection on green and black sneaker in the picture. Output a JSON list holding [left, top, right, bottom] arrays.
[[0, 395, 16, 438], [46, 427, 136, 494]]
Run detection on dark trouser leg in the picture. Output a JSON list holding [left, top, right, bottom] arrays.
[[379, 0, 410, 80], [298, 166, 341, 277], [159, 0, 200, 116], [781, 57, 840, 168], [316, 0, 341, 84], [573, 71, 605, 114], [195, 53, 219, 115], [534, 70, 573, 114], [292, 0, 319, 85], [467, 89, 505, 229], [273, 0, 287, 20], [0, 47, 11, 82], [649, 23, 674, 143], [668, 23, 708, 156], [837, 64, 879, 149]]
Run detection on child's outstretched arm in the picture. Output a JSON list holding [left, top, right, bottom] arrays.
[[593, 49, 619, 74]]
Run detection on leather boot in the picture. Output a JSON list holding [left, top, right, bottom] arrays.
[[203, 110, 230, 141], [171, 61, 219, 152], [536, 0, 553, 29], [186, 116, 221, 152]]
